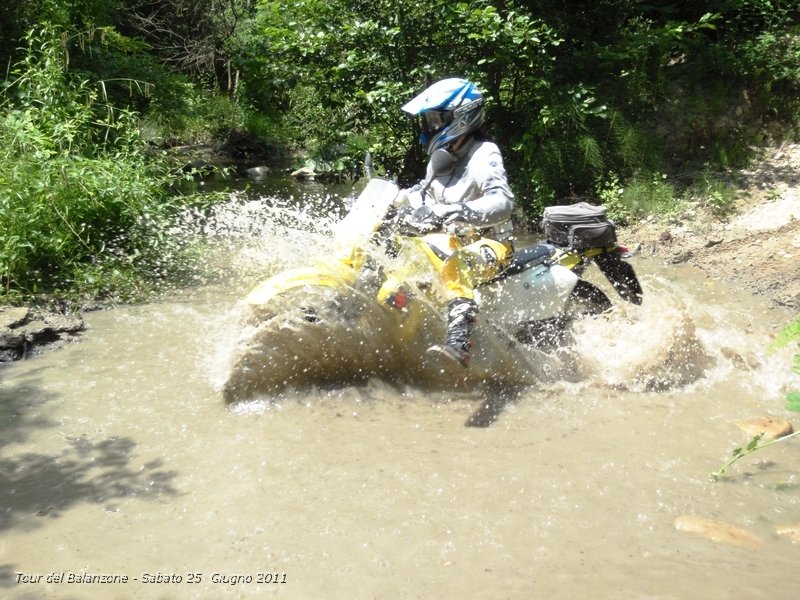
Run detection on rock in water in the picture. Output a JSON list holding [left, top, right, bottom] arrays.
[[0, 306, 30, 329], [734, 416, 794, 439], [290, 166, 316, 180], [775, 523, 800, 543], [673, 515, 763, 549]]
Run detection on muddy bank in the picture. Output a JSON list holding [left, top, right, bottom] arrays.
[[621, 143, 800, 312], [0, 305, 84, 362], [627, 218, 800, 311]]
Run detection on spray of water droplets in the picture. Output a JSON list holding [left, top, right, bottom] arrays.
[[567, 272, 797, 397], [182, 188, 797, 403]]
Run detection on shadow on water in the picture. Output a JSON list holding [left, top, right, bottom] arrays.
[[0, 370, 180, 554], [0, 367, 59, 448], [0, 435, 180, 533], [464, 385, 523, 428]]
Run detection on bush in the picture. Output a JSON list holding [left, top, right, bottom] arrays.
[[596, 171, 678, 224], [0, 26, 198, 302]]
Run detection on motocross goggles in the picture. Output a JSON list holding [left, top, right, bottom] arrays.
[[421, 109, 453, 135]]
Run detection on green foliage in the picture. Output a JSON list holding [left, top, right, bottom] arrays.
[[1, 2, 800, 304], [770, 316, 800, 412], [0, 25, 200, 302], [3, 2, 797, 219], [249, 0, 567, 184], [710, 430, 800, 480], [243, 0, 790, 211], [596, 166, 739, 225], [159, 89, 243, 144], [62, 26, 256, 147], [11, 1, 791, 222], [595, 174, 629, 224], [787, 390, 800, 413], [595, 171, 678, 224], [770, 316, 800, 351], [689, 172, 738, 217], [0, 0, 119, 64]]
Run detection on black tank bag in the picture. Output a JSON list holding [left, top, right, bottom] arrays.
[[542, 202, 616, 249]]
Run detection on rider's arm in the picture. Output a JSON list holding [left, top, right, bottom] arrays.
[[459, 143, 514, 226]]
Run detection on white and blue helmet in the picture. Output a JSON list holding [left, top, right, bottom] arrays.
[[401, 78, 485, 155]]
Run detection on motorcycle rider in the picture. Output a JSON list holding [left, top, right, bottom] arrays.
[[397, 77, 515, 368]]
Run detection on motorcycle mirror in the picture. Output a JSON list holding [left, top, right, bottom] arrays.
[[364, 151, 374, 179], [429, 148, 456, 176]]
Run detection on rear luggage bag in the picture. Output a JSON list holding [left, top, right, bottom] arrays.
[[543, 202, 617, 249]]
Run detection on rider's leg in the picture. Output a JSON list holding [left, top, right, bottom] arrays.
[[427, 295, 480, 367], [426, 252, 478, 367], [427, 239, 513, 367]]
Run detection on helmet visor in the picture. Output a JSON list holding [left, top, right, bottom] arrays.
[[421, 109, 452, 135]]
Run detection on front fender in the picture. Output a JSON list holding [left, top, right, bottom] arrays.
[[245, 263, 359, 307]]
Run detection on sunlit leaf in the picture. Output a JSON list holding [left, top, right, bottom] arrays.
[[746, 433, 764, 452], [769, 317, 800, 351]]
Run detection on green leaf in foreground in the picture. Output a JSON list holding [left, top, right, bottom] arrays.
[[769, 317, 800, 351], [786, 391, 800, 413]]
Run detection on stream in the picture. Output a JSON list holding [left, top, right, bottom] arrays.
[[2, 174, 799, 599]]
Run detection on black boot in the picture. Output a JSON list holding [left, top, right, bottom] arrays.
[[427, 297, 479, 368]]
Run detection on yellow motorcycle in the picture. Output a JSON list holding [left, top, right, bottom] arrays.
[[222, 178, 642, 403]]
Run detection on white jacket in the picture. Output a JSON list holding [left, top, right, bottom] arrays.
[[406, 138, 514, 238]]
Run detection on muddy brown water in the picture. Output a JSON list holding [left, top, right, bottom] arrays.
[[1, 188, 799, 599]]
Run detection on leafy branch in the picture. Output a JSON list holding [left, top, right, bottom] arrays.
[[709, 430, 800, 480], [710, 317, 800, 481]]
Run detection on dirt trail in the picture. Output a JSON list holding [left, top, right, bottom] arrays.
[[622, 143, 800, 312]]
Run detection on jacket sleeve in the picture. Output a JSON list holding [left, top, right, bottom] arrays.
[[462, 143, 514, 226]]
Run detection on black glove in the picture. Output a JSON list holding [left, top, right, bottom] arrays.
[[440, 205, 481, 226], [404, 206, 444, 232]]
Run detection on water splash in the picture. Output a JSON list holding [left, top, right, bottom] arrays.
[[191, 192, 796, 403], [188, 189, 355, 393], [170, 189, 349, 290], [569, 278, 709, 391], [185, 189, 543, 402], [569, 272, 796, 396]]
